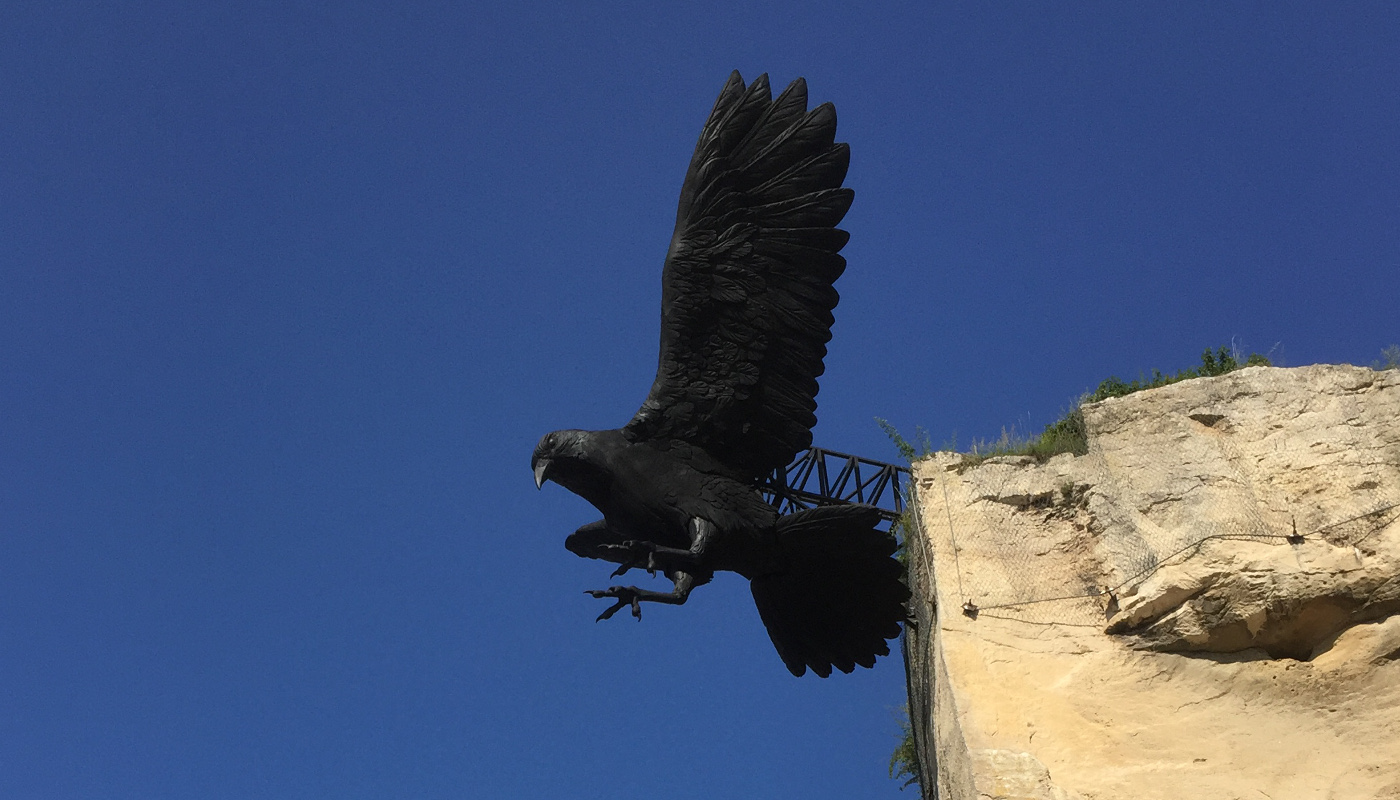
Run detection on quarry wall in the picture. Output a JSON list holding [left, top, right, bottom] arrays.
[[904, 364, 1400, 799]]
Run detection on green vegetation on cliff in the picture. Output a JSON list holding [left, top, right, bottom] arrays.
[[910, 346, 1275, 467]]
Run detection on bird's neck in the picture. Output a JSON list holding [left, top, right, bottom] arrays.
[[553, 459, 612, 508]]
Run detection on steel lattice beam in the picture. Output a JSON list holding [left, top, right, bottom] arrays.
[[759, 447, 909, 523]]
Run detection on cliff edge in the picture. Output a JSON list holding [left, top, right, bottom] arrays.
[[904, 364, 1400, 799]]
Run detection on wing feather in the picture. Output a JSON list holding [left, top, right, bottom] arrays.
[[750, 144, 850, 201], [623, 73, 853, 479], [730, 78, 808, 169]]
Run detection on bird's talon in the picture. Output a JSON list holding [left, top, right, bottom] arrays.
[[604, 540, 659, 579], [586, 586, 643, 622], [595, 600, 626, 622]]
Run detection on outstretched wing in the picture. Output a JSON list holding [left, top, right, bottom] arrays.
[[623, 72, 853, 480]]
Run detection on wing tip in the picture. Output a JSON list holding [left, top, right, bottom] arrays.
[[781, 76, 809, 105]]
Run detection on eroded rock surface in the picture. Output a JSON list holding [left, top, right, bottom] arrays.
[[905, 365, 1400, 799]]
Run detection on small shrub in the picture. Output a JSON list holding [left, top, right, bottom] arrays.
[[886, 509, 916, 567], [1027, 408, 1087, 458], [876, 418, 934, 463], [888, 705, 920, 790], [1374, 345, 1400, 371]]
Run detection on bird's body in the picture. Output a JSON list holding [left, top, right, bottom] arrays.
[[532, 73, 909, 677], [537, 429, 781, 577]]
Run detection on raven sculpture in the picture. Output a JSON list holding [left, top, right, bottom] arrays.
[[531, 72, 909, 678]]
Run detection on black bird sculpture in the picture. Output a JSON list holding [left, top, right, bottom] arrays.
[[532, 72, 908, 678]]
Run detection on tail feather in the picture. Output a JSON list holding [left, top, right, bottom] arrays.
[[750, 504, 910, 677]]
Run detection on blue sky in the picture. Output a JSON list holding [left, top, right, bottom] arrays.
[[2, 3, 1397, 798]]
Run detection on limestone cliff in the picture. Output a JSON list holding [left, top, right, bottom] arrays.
[[904, 364, 1400, 800]]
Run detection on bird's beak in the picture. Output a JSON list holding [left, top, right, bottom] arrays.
[[533, 459, 551, 490]]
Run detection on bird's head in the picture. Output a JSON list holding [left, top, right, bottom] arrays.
[[531, 429, 589, 490]]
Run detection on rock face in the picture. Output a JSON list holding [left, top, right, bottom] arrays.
[[904, 365, 1400, 800]]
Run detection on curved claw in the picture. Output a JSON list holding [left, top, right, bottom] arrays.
[[603, 541, 659, 579], [585, 587, 642, 621]]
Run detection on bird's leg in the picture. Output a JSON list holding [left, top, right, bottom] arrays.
[[587, 571, 695, 622], [605, 517, 717, 577], [566, 521, 657, 576], [686, 516, 715, 557]]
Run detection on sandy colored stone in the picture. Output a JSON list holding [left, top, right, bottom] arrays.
[[904, 365, 1400, 800]]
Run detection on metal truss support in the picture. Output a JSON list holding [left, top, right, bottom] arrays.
[[759, 447, 910, 523]]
